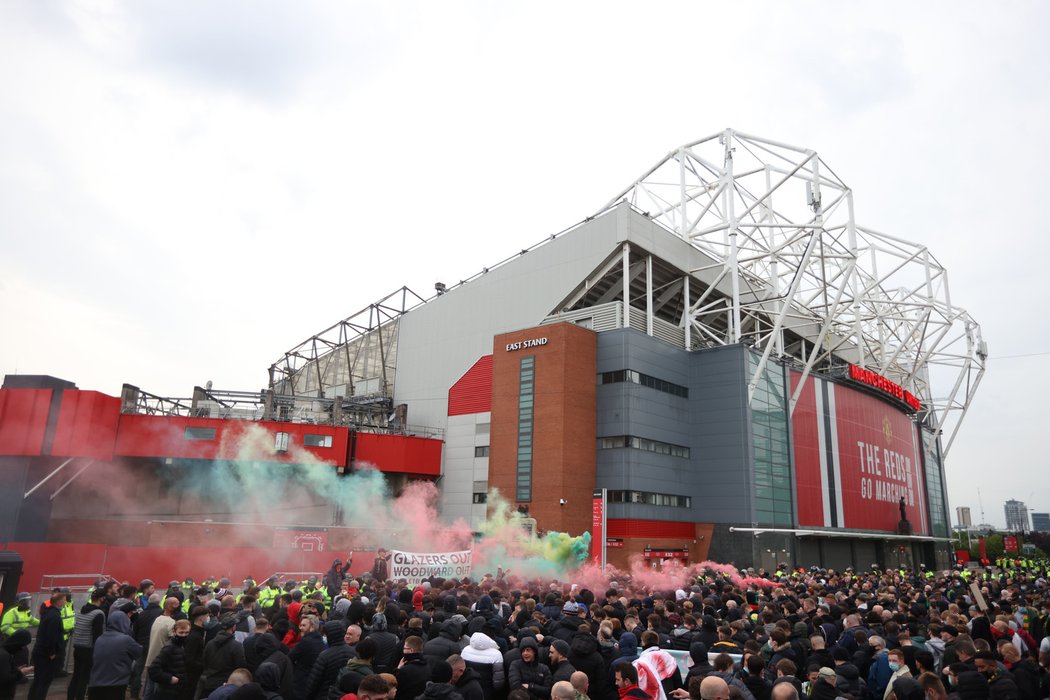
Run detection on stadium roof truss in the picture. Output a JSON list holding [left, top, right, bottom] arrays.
[[268, 286, 427, 402], [596, 129, 986, 457]]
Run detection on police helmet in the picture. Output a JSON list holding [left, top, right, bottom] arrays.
[[16, 592, 31, 603], [168, 580, 181, 589], [307, 575, 318, 584]]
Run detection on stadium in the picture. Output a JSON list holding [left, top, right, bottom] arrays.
[[0, 130, 987, 588]]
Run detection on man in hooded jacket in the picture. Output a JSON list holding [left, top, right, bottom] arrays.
[[423, 621, 466, 667], [304, 621, 354, 700], [509, 638, 552, 700], [88, 609, 144, 700], [200, 615, 247, 697]]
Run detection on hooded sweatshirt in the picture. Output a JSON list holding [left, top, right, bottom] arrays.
[[460, 632, 505, 689], [89, 611, 143, 687]]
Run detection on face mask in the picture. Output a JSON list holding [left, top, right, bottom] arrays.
[[172, 636, 187, 646], [888, 662, 901, 672]]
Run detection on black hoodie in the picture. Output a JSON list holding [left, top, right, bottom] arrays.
[[0, 631, 32, 700], [454, 666, 484, 700], [569, 633, 607, 700]]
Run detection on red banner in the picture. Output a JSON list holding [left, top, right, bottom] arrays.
[[1004, 536, 1019, 552], [955, 549, 971, 564], [792, 373, 927, 534]]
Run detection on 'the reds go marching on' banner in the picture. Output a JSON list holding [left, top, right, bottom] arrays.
[[390, 549, 473, 584]]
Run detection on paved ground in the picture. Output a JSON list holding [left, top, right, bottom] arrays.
[[13, 672, 75, 700]]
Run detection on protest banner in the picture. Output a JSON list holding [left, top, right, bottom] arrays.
[[390, 549, 473, 584]]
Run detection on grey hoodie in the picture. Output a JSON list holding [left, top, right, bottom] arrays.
[[89, 611, 143, 688]]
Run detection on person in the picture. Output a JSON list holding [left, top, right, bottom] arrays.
[[303, 621, 354, 700], [510, 638, 552, 700], [917, 673, 947, 700], [972, 652, 1019, 700], [367, 613, 402, 675], [448, 655, 483, 700], [552, 681, 576, 700], [613, 662, 652, 700], [0, 631, 33, 700], [289, 615, 325, 700], [133, 594, 165, 700], [69, 588, 108, 700], [335, 636, 378, 696], [423, 621, 466, 668], [394, 635, 430, 700], [355, 675, 392, 700], [207, 668, 255, 700], [144, 597, 181, 700], [884, 650, 912, 700], [0, 593, 39, 637], [549, 640, 576, 684], [569, 671, 590, 700], [418, 660, 465, 700], [997, 643, 1039, 700], [28, 590, 68, 700], [371, 550, 390, 584], [459, 630, 505, 694], [770, 683, 799, 700], [698, 677, 732, 700], [148, 619, 190, 700], [182, 606, 209, 699], [201, 614, 248, 698], [88, 609, 144, 700], [256, 662, 285, 700]]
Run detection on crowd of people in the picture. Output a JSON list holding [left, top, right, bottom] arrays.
[[1, 557, 1049, 700]]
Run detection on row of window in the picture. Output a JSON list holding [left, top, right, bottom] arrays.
[[607, 490, 692, 508], [600, 370, 688, 398], [184, 427, 332, 448], [598, 435, 690, 458]]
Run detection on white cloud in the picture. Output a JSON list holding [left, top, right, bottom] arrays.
[[1, 0, 1047, 526]]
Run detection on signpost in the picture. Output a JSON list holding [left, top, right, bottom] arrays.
[[592, 488, 607, 570]]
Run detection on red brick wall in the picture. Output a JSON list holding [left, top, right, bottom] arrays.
[[490, 323, 596, 537]]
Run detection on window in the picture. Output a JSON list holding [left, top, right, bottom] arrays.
[[598, 435, 689, 459], [516, 356, 535, 501], [184, 427, 216, 440], [607, 490, 692, 508], [475, 422, 490, 435], [304, 434, 333, 448], [474, 445, 490, 458], [472, 492, 488, 504], [600, 369, 688, 398]]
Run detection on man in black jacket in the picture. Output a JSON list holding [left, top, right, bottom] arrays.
[[449, 655, 483, 700], [394, 636, 431, 700], [28, 591, 68, 700], [200, 615, 246, 697], [303, 620, 354, 700]]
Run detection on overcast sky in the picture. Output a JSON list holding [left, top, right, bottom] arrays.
[[2, 1, 1047, 528]]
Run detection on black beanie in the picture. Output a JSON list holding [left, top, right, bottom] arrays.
[[431, 660, 454, 684]]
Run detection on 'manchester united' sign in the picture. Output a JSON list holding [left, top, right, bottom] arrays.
[[847, 365, 921, 412]]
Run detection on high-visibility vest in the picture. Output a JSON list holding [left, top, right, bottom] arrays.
[[300, 583, 329, 603], [257, 587, 279, 610], [61, 602, 76, 639], [1, 608, 40, 636]]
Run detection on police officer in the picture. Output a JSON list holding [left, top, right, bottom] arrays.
[[1, 592, 40, 637], [58, 588, 76, 673], [256, 576, 280, 614]]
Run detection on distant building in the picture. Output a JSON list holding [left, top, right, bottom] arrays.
[[956, 506, 972, 528], [1032, 512, 1050, 532], [1004, 499, 1030, 532]]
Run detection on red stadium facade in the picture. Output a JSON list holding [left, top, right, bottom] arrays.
[[0, 375, 442, 588]]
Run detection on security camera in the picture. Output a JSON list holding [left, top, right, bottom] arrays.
[[559, 499, 567, 506]]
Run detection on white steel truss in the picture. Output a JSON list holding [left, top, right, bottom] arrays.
[[600, 129, 986, 457]]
